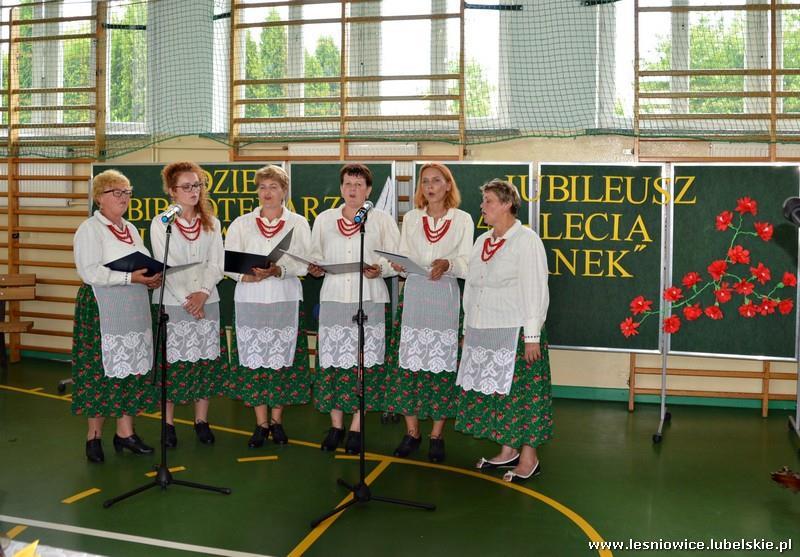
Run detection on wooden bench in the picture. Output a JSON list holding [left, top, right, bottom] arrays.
[[0, 274, 36, 371]]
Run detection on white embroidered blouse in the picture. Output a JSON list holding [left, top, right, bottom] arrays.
[[398, 207, 474, 279], [463, 220, 549, 342], [224, 206, 312, 304], [149, 214, 224, 306], [309, 205, 400, 304], [74, 211, 149, 286]]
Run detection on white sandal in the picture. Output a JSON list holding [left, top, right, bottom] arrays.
[[503, 462, 541, 483], [475, 453, 520, 470]]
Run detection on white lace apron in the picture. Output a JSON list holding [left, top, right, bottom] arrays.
[[318, 301, 385, 369], [92, 284, 154, 379], [456, 326, 520, 395], [161, 302, 221, 364], [399, 274, 459, 373], [235, 300, 298, 370]]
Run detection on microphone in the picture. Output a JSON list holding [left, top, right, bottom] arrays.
[[353, 201, 374, 224], [161, 204, 183, 223], [783, 197, 800, 227]]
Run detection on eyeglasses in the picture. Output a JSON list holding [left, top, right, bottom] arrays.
[[103, 189, 133, 198], [176, 183, 203, 192]]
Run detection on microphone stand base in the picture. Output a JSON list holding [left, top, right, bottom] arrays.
[[309, 477, 435, 528]]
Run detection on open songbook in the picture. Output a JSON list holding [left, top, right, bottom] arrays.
[[224, 229, 293, 275], [279, 249, 363, 275], [373, 249, 429, 276], [105, 252, 199, 277]]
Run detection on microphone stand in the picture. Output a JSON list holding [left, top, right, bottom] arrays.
[[104, 218, 231, 508], [310, 209, 435, 528]]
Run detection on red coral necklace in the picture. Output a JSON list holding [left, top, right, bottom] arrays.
[[337, 218, 360, 238], [481, 236, 505, 262], [256, 218, 285, 239], [175, 217, 201, 242], [107, 223, 133, 245], [423, 215, 451, 243]]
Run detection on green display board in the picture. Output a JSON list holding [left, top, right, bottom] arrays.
[[93, 163, 276, 326], [668, 165, 799, 359], [539, 164, 665, 352], [288, 162, 395, 326]]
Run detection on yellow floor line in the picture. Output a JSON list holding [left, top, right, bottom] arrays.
[[61, 488, 101, 505], [334, 453, 385, 462], [3, 381, 612, 556], [287, 459, 392, 557], [237, 455, 279, 463], [145, 466, 185, 478], [29, 387, 43, 392], [5, 524, 28, 539], [0, 384, 71, 402]]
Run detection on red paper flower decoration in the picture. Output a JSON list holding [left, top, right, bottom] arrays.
[[704, 306, 724, 320], [714, 283, 732, 304], [750, 262, 771, 285], [715, 211, 733, 231], [682, 271, 702, 288], [754, 221, 773, 241], [663, 315, 681, 334], [727, 245, 750, 265], [619, 196, 795, 339], [738, 302, 758, 318], [620, 317, 640, 337], [707, 260, 728, 281], [735, 197, 758, 215], [733, 280, 755, 296], [663, 286, 683, 302], [682, 303, 703, 321]]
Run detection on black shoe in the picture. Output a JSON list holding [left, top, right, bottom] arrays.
[[194, 421, 215, 445], [85, 438, 104, 463], [248, 425, 270, 449], [165, 424, 177, 449], [393, 434, 421, 458], [320, 427, 345, 451], [344, 430, 362, 455], [270, 423, 289, 445], [113, 433, 154, 455], [428, 437, 445, 463]]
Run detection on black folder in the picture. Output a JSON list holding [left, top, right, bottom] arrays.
[[104, 251, 197, 277], [224, 228, 293, 275]]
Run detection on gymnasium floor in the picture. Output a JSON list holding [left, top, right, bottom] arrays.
[[1, 358, 798, 556]]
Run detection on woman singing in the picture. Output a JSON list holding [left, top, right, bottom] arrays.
[[455, 179, 553, 482], [150, 162, 227, 448], [385, 163, 473, 463], [224, 164, 312, 448], [73, 169, 159, 463], [308, 163, 400, 455]]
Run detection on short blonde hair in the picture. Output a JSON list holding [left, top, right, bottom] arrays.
[[480, 179, 521, 215], [255, 164, 289, 193], [414, 163, 462, 210], [92, 169, 130, 204]]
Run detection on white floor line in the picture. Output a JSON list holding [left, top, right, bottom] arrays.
[[0, 515, 274, 557]]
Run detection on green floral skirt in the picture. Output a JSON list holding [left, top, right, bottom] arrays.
[[314, 304, 389, 414], [224, 310, 311, 407], [383, 286, 461, 420], [455, 330, 553, 449], [71, 284, 157, 418], [150, 305, 228, 405]]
